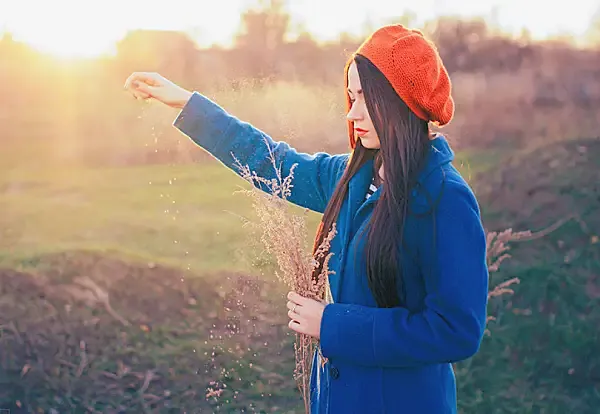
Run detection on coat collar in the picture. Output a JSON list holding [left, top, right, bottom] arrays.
[[417, 134, 455, 183], [352, 134, 454, 204]]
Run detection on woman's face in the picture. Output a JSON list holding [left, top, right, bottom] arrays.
[[346, 61, 381, 150]]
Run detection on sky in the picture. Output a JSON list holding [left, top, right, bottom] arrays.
[[1, 0, 598, 58]]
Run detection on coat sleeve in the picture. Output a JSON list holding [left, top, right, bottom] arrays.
[[173, 92, 348, 213], [319, 180, 489, 367]]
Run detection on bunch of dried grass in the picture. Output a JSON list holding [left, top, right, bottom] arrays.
[[232, 141, 337, 413]]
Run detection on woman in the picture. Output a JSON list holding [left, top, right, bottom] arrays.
[[125, 24, 489, 414]]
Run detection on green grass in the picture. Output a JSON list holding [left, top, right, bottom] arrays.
[[0, 160, 324, 276], [0, 146, 497, 274]]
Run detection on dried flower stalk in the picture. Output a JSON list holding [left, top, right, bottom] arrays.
[[484, 228, 531, 330], [232, 138, 337, 413]]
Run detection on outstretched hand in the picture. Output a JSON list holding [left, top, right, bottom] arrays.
[[123, 72, 192, 109], [287, 291, 326, 339]]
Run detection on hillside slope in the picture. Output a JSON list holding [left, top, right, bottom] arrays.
[[458, 137, 600, 413]]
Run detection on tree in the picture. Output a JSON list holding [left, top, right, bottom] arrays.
[[233, 0, 291, 78], [114, 30, 200, 82]]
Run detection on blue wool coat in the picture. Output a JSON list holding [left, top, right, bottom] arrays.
[[174, 92, 489, 414]]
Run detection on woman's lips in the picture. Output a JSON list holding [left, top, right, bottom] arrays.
[[355, 128, 368, 137]]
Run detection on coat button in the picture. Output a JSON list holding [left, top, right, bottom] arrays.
[[330, 365, 340, 379]]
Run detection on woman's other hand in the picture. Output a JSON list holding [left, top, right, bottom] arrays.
[[287, 291, 326, 339]]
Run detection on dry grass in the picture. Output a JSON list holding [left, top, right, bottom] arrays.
[[232, 138, 337, 413], [484, 214, 579, 334], [484, 228, 531, 332], [210, 81, 346, 154]]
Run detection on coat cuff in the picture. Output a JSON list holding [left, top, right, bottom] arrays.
[[319, 303, 376, 365]]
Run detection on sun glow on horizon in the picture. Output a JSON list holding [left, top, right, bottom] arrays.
[[1, 0, 244, 59], [2, 1, 129, 59], [9, 31, 123, 59]]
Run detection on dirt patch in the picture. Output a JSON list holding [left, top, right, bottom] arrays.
[[0, 251, 299, 413], [475, 137, 600, 233]]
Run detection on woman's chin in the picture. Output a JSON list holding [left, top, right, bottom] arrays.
[[359, 137, 380, 149]]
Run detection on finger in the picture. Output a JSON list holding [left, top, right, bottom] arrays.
[[288, 319, 306, 334], [286, 300, 302, 312], [124, 72, 160, 90], [136, 91, 151, 100], [124, 72, 145, 90], [130, 84, 151, 100], [287, 309, 306, 322], [133, 81, 158, 98], [127, 88, 150, 101], [287, 291, 306, 304]]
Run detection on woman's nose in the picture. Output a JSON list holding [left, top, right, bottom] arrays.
[[346, 102, 363, 122]]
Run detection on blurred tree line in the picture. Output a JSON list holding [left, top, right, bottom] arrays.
[[111, 4, 600, 95]]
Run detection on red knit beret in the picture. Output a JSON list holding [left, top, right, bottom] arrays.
[[346, 24, 454, 140]]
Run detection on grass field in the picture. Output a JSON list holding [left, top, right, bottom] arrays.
[[4, 95, 599, 412], [0, 153, 316, 412], [0, 141, 496, 275], [1, 161, 280, 275], [0, 139, 502, 412]]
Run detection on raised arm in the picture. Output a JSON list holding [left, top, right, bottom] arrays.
[[173, 92, 348, 213], [124, 72, 348, 214]]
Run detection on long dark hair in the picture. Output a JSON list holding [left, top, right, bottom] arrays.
[[312, 54, 431, 308]]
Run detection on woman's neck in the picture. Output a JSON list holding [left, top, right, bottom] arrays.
[[373, 151, 384, 184], [374, 163, 384, 185]]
